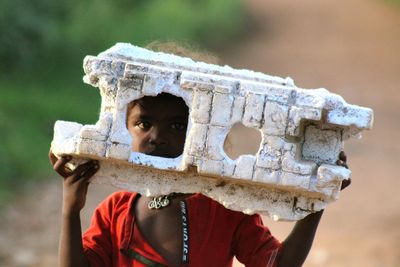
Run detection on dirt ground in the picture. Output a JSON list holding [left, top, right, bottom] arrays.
[[1, 0, 399, 266]]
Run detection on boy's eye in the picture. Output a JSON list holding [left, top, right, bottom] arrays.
[[171, 122, 187, 131], [136, 121, 151, 130]]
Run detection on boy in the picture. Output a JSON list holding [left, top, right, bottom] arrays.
[[50, 41, 350, 266], [50, 92, 349, 267]]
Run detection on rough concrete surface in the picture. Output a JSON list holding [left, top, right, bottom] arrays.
[[51, 43, 372, 221]]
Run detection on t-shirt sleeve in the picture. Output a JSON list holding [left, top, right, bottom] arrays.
[[232, 214, 283, 267], [82, 194, 118, 267]]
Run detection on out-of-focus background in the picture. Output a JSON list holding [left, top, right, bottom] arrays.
[[0, 0, 399, 266]]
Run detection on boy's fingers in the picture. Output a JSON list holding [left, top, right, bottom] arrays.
[[49, 150, 58, 165], [53, 156, 73, 177], [71, 160, 99, 182], [338, 152, 350, 190], [337, 151, 349, 169], [339, 151, 347, 162], [75, 165, 99, 184], [336, 159, 349, 169], [341, 178, 351, 190]]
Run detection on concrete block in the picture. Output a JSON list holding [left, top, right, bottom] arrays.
[[51, 121, 82, 155], [243, 92, 265, 128], [328, 104, 374, 130], [256, 136, 285, 170], [52, 43, 373, 221], [124, 63, 149, 78], [180, 73, 214, 91], [198, 159, 223, 176], [230, 95, 246, 123], [118, 77, 143, 92], [187, 123, 208, 157], [116, 78, 144, 109], [129, 152, 181, 170], [191, 89, 213, 124], [222, 160, 235, 177], [264, 86, 293, 104], [109, 107, 132, 145], [210, 92, 234, 127], [293, 197, 313, 213], [53, 121, 83, 143], [253, 168, 280, 184], [205, 126, 229, 161], [79, 113, 113, 141], [302, 125, 343, 164], [106, 143, 131, 160], [142, 72, 176, 96], [233, 155, 256, 180], [312, 164, 351, 199], [294, 89, 325, 108], [281, 172, 310, 190], [281, 143, 317, 175], [261, 101, 289, 136], [287, 106, 322, 136], [180, 154, 197, 171], [76, 138, 107, 157], [214, 85, 233, 94]]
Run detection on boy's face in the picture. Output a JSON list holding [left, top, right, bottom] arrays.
[[126, 94, 189, 158]]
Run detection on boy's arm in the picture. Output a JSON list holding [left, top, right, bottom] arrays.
[[278, 210, 323, 267], [50, 152, 99, 267], [277, 152, 350, 267], [60, 211, 90, 267]]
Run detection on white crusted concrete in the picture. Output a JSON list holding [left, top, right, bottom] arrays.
[[51, 43, 373, 221]]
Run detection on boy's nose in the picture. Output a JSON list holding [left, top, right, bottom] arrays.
[[148, 127, 167, 146]]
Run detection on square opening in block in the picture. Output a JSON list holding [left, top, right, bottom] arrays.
[[126, 93, 189, 159]]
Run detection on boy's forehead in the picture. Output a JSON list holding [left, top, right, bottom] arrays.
[[131, 95, 188, 117]]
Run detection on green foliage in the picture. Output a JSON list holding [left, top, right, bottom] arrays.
[[382, 0, 400, 8], [0, 0, 244, 72], [0, 0, 72, 70], [0, 0, 245, 205], [65, 0, 244, 49], [0, 71, 101, 206]]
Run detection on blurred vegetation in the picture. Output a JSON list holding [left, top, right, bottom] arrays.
[[388, 0, 400, 4], [0, 0, 245, 206]]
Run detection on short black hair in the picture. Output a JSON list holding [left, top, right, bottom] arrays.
[[126, 93, 188, 125]]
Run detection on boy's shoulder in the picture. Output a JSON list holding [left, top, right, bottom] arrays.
[[190, 193, 257, 221], [105, 190, 136, 202], [97, 191, 137, 214]]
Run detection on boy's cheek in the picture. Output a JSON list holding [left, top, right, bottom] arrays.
[[132, 142, 146, 153], [130, 139, 142, 153], [173, 138, 186, 155], [129, 129, 145, 151]]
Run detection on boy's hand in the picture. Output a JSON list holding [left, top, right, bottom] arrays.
[[279, 151, 351, 266], [336, 151, 351, 190], [49, 151, 99, 215]]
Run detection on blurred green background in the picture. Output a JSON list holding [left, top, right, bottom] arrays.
[[0, 0, 246, 206]]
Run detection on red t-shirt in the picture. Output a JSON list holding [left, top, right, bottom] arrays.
[[83, 191, 282, 267]]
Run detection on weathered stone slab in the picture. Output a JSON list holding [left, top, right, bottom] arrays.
[[51, 43, 373, 221]]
